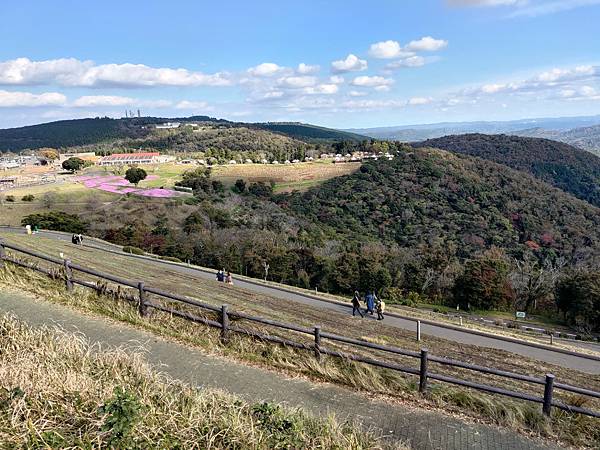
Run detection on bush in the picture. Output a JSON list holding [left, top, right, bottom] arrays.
[[556, 271, 600, 332], [21, 211, 88, 233], [122, 246, 145, 255], [248, 182, 273, 198], [159, 255, 182, 263], [5, 195, 15, 202], [21, 194, 35, 202], [125, 167, 147, 186]]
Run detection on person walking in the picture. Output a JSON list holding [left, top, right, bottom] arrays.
[[376, 297, 385, 321], [216, 270, 224, 282], [365, 291, 375, 315], [225, 271, 233, 285], [351, 291, 364, 317]]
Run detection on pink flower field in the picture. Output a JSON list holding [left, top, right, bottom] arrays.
[[76, 175, 184, 198]]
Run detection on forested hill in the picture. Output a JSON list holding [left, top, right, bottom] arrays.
[[279, 147, 600, 263], [414, 134, 600, 208], [253, 122, 368, 142], [0, 116, 226, 151]]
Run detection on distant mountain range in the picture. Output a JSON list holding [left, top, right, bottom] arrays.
[[346, 115, 600, 154]]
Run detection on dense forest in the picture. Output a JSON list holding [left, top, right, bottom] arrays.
[[416, 134, 600, 208]]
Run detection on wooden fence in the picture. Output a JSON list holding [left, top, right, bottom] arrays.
[[1, 239, 599, 419]]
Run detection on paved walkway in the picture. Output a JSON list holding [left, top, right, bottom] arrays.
[[0, 289, 559, 449], [1, 228, 598, 374]]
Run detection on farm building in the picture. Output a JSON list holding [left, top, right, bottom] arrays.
[[98, 152, 168, 166]]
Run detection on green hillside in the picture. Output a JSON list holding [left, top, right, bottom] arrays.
[[254, 122, 368, 142], [0, 116, 226, 152], [415, 134, 600, 208]]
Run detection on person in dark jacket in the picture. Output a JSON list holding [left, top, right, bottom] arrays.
[[216, 270, 224, 282], [351, 291, 364, 317], [365, 291, 375, 315]]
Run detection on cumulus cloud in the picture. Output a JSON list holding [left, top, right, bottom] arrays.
[[0, 90, 66, 107], [351, 75, 394, 88], [349, 90, 368, 97], [277, 76, 318, 88], [331, 54, 368, 73], [405, 36, 448, 52], [329, 75, 345, 84], [0, 57, 232, 87], [368, 40, 409, 59], [297, 63, 320, 74], [247, 62, 285, 77]]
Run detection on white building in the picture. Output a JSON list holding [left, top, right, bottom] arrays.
[[98, 152, 168, 166]]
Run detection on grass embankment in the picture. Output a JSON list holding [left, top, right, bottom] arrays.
[[1, 248, 599, 448], [0, 315, 380, 449]]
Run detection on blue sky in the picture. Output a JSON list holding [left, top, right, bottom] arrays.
[[1, 0, 599, 129]]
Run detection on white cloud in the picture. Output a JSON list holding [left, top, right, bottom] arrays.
[[331, 54, 368, 73], [0, 89, 66, 107], [536, 65, 595, 83], [0, 57, 232, 87], [277, 76, 318, 88], [341, 99, 405, 110], [351, 75, 394, 88], [329, 75, 345, 84], [247, 62, 286, 77], [175, 100, 209, 109], [349, 90, 368, 97], [447, 0, 600, 17], [72, 95, 135, 107], [368, 40, 405, 59], [408, 97, 433, 105], [297, 63, 320, 74], [405, 36, 448, 52], [386, 56, 427, 70], [303, 84, 339, 95]]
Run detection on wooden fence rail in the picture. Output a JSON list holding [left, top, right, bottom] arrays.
[[1, 239, 599, 419]]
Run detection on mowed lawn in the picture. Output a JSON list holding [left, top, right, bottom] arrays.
[[1, 231, 598, 405]]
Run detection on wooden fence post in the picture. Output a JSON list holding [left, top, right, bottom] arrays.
[[417, 320, 421, 342], [543, 374, 555, 417], [221, 304, 229, 344], [0, 241, 5, 269], [314, 326, 322, 362], [419, 348, 429, 393], [138, 282, 147, 317], [63, 259, 73, 291]]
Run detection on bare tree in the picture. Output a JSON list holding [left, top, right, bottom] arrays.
[[510, 254, 565, 312]]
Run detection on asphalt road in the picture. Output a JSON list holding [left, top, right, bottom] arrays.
[[1, 227, 600, 374]]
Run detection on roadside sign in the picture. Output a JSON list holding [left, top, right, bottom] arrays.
[[515, 311, 526, 319]]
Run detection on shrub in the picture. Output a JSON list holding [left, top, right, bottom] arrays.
[[21, 194, 35, 202], [556, 271, 600, 332], [5, 195, 15, 202], [159, 256, 182, 263], [125, 167, 148, 186], [21, 211, 88, 233], [122, 246, 145, 255]]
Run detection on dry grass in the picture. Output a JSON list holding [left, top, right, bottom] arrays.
[[1, 264, 598, 449], [0, 314, 387, 449], [211, 161, 360, 192]]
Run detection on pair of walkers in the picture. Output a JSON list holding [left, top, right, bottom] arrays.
[[216, 269, 233, 285], [351, 290, 385, 320]]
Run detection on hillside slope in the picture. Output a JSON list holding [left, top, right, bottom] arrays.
[[254, 122, 368, 142], [414, 134, 600, 208], [0, 116, 226, 151], [280, 147, 600, 262]]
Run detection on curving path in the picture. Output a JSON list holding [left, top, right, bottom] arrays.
[[1, 227, 599, 374]]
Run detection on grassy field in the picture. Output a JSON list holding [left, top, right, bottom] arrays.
[[0, 315, 381, 449], [211, 161, 360, 192], [1, 233, 599, 448]]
